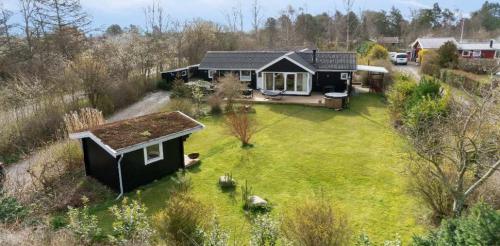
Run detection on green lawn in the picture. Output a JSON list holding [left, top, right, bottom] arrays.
[[92, 93, 425, 243]]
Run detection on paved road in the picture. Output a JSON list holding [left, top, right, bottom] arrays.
[[393, 62, 421, 81], [4, 90, 171, 194]]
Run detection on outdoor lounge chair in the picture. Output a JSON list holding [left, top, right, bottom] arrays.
[[260, 89, 285, 100]]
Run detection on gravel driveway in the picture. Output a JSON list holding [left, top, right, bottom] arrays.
[[394, 62, 421, 81]]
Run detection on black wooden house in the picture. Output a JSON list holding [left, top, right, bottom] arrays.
[[162, 49, 357, 96], [70, 111, 204, 196]]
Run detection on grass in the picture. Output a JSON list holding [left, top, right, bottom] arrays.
[[91, 93, 425, 243]]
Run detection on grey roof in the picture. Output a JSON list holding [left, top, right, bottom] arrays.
[[298, 52, 357, 70], [459, 42, 500, 50], [412, 37, 458, 49], [199, 50, 357, 71], [198, 51, 287, 70]]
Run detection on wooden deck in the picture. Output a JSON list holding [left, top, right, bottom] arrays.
[[235, 91, 326, 107], [234, 87, 369, 107]]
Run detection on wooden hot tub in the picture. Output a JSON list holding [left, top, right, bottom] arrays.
[[324, 92, 348, 110]]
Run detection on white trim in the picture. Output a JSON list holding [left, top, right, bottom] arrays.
[[240, 70, 252, 81], [256, 52, 316, 74], [116, 155, 124, 200], [462, 50, 471, 57], [472, 50, 481, 58], [208, 69, 216, 79], [341, 73, 349, 80], [70, 131, 118, 157], [143, 143, 164, 165]]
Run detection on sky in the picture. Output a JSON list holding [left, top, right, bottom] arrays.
[[1, 0, 488, 32]]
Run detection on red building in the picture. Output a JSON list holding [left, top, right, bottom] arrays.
[[458, 40, 499, 59]]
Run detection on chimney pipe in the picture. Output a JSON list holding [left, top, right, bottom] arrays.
[[490, 39, 494, 48], [312, 49, 317, 64]]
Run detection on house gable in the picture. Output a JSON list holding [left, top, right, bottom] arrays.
[[262, 58, 307, 73]]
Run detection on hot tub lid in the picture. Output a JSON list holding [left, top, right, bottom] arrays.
[[324, 92, 348, 98]]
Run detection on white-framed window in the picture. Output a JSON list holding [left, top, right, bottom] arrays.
[[462, 50, 471, 57], [143, 143, 163, 165], [340, 73, 349, 80], [262, 72, 308, 92], [208, 70, 216, 79], [240, 70, 252, 81], [181, 70, 187, 76], [472, 50, 481, 58]]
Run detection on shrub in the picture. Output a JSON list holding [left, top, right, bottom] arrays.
[[208, 94, 223, 115], [420, 50, 441, 77], [355, 233, 402, 246], [171, 79, 192, 99], [413, 203, 500, 245], [281, 195, 351, 246], [457, 57, 499, 74], [216, 73, 248, 112], [51, 215, 69, 230], [67, 196, 101, 245], [225, 109, 256, 147], [165, 98, 195, 117], [108, 195, 154, 245], [0, 193, 28, 224], [367, 44, 388, 60], [356, 41, 376, 57], [437, 41, 458, 68], [250, 214, 280, 246], [387, 76, 417, 122], [202, 216, 229, 246], [63, 108, 104, 134], [170, 171, 192, 195], [154, 192, 210, 245], [440, 69, 492, 95]]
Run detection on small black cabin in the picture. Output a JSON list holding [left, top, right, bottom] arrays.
[[70, 111, 204, 195]]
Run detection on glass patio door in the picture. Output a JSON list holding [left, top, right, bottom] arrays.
[[275, 73, 284, 91]]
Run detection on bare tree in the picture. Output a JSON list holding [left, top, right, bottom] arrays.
[[251, 0, 262, 39], [225, 109, 256, 147], [343, 0, 354, 50], [19, 0, 37, 57], [411, 90, 500, 217]]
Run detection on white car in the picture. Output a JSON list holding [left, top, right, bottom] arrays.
[[391, 53, 408, 65]]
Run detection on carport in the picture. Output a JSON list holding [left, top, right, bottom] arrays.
[[356, 65, 389, 93]]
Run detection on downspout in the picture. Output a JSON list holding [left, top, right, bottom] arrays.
[[116, 154, 124, 200]]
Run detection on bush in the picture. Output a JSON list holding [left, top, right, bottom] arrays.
[[413, 203, 500, 245], [225, 109, 256, 147], [154, 192, 210, 245], [171, 79, 192, 99], [387, 76, 417, 122], [250, 214, 280, 246], [356, 41, 376, 57], [403, 77, 448, 130], [170, 171, 192, 195], [202, 216, 229, 246], [0, 193, 28, 224], [67, 196, 101, 245], [165, 98, 195, 117], [367, 44, 388, 60], [457, 57, 499, 74], [440, 69, 492, 95], [108, 195, 154, 245], [281, 195, 351, 246], [216, 73, 248, 112], [51, 215, 69, 230], [420, 50, 441, 77], [437, 41, 458, 68], [208, 94, 223, 115]]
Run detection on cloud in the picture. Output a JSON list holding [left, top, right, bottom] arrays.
[[396, 0, 431, 9]]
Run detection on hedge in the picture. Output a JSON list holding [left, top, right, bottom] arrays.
[[457, 58, 498, 74], [439, 69, 496, 95]]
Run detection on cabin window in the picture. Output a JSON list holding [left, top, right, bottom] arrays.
[[258, 72, 262, 78], [208, 70, 216, 79], [240, 70, 252, 81], [341, 73, 349, 80], [181, 70, 187, 76], [462, 50, 471, 57], [144, 143, 164, 165], [472, 50, 481, 58]]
